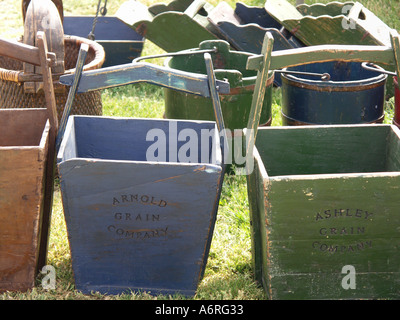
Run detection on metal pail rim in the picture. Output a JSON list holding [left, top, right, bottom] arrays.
[[281, 62, 387, 91]]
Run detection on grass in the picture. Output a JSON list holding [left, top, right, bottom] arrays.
[[0, 0, 399, 301]]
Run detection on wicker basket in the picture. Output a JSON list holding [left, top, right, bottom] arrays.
[[0, 35, 105, 121]]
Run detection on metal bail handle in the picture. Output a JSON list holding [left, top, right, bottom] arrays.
[[275, 69, 331, 80], [361, 62, 397, 76]]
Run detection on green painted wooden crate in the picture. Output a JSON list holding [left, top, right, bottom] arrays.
[[264, 0, 392, 46], [243, 31, 400, 299], [246, 124, 400, 299]]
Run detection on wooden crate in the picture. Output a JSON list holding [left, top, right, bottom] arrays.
[[207, 1, 304, 56], [246, 124, 400, 299], [243, 30, 400, 299], [116, 0, 219, 52], [0, 109, 50, 292], [63, 16, 145, 67], [264, 0, 392, 46], [57, 115, 224, 296]]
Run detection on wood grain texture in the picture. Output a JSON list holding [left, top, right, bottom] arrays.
[[0, 31, 58, 287], [247, 44, 395, 72], [57, 116, 224, 296], [116, 0, 219, 52], [0, 109, 50, 292], [246, 124, 400, 299], [264, 0, 391, 46], [23, 0, 64, 93], [59, 62, 230, 97]]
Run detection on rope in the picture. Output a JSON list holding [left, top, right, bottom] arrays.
[[88, 0, 108, 40], [0, 68, 20, 83]]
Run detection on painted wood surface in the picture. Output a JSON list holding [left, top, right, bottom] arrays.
[[164, 40, 273, 169], [245, 29, 400, 139], [57, 45, 226, 295], [59, 61, 230, 97], [280, 61, 387, 125], [116, 0, 219, 52], [207, 1, 304, 59], [56, 44, 88, 152], [247, 124, 400, 299], [164, 40, 272, 128], [63, 16, 145, 67], [244, 30, 400, 299], [57, 116, 224, 295], [247, 43, 396, 72], [264, 0, 392, 47]]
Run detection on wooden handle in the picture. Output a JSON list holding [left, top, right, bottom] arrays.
[[36, 31, 58, 132], [184, 0, 207, 18], [243, 32, 274, 174], [56, 43, 89, 153], [390, 29, 400, 85], [0, 37, 56, 67], [244, 29, 400, 174], [204, 52, 227, 163], [247, 44, 395, 71], [59, 62, 230, 97], [347, 2, 364, 22]]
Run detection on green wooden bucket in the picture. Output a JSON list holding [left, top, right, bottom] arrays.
[[164, 40, 274, 170]]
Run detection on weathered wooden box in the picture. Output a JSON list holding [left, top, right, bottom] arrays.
[[246, 124, 400, 299], [0, 109, 50, 292], [57, 115, 224, 296]]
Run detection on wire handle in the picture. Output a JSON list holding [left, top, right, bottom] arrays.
[[361, 62, 396, 76]]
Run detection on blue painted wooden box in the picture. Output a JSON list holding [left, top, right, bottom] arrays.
[[63, 16, 145, 67], [57, 115, 224, 296]]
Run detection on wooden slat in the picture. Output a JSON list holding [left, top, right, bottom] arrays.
[[244, 32, 274, 175], [35, 31, 58, 272], [247, 44, 396, 71], [59, 62, 230, 97], [0, 38, 42, 66], [0, 29, 58, 286], [56, 43, 89, 152], [390, 29, 400, 83]]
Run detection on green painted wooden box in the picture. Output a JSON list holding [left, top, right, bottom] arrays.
[[246, 124, 400, 300]]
